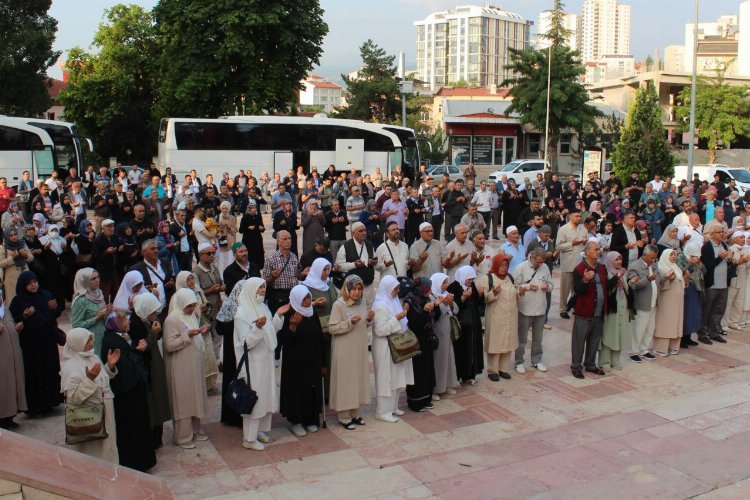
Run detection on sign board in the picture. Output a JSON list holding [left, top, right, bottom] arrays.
[[451, 136, 471, 165], [471, 136, 493, 165], [582, 150, 602, 178]]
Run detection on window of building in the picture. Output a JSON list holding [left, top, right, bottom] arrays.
[[528, 133, 541, 156], [559, 134, 573, 155]]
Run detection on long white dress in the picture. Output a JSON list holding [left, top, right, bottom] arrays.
[[372, 308, 414, 398], [233, 315, 282, 419]]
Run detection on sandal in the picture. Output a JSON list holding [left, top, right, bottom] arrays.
[[339, 420, 356, 430], [351, 417, 366, 426]]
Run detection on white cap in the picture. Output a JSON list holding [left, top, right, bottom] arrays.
[[506, 225, 518, 235], [419, 222, 433, 232], [351, 221, 365, 231], [101, 219, 115, 227], [197, 242, 213, 253]]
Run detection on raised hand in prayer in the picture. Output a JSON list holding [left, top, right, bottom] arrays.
[[254, 316, 267, 328], [135, 339, 148, 352], [313, 297, 326, 307], [86, 363, 102, 381], [350, 315, 362, 324], [289, 311, 303, 332], [107, 349, 121, 370], [366, 310, 375, 322], [276, 303, 291, 316]]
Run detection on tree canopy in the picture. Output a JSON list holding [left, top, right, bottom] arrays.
[[675, 69, 750, 163], [501, 0, 600, 166], [334, 40, 404, 123], [153, 0, 327, 117], [60, 4, 159, 162], [0, 0, 59, 115], [611, 82, 674, 181]]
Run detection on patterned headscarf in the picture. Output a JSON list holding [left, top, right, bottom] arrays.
[[339, 274, 364, 306]]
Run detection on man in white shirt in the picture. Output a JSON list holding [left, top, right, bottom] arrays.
[[650, 175, 664, 192], [471, 180, 494, 238], [127, 165, 143, 186], [445, 224, 475, 282], [512, 247, 552, 374], [375, 221, 411, 278], [677, 212, 704, 247]]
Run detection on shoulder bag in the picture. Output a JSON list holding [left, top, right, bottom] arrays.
[[224, 342, 258, 415], [387, 326, 421, 363], [65, 401, 107, 445]]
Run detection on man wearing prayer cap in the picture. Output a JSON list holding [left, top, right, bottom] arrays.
[[445, 223, 475, 282], [223, 241, 260, 295], [409, 220, 451, 279], [500, 225, 526, 273], [194, 240, 226, 358], [336, 221, 377, 307]]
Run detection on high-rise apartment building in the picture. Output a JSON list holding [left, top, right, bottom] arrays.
[[536, 10, 577, 50], [415, 4, 531, 91], [578, 0, 631, 62]]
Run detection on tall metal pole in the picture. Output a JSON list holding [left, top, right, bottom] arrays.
[[399, 52, 407, 128], [687, 0, 699, 179], [543, 43, 552, 171]]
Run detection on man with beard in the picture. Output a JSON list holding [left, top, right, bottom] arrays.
[[222, 242, 260, 295]]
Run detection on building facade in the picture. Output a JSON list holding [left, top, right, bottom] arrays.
[[536, 10, 577, 50], [415, 4, 531, 91], [299, 74, 343, 113], [578, 0, 631, 63]]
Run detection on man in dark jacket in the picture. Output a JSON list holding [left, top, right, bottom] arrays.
[[700, 220, 731, 344]]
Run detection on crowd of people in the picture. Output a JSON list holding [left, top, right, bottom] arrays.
[[0, 161, 747, 471]]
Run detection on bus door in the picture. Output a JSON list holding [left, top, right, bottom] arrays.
[[293, 150, 310, 173], [336, 139, 364, 173]]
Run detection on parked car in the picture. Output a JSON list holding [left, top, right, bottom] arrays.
[[425, 164, 464, 182], [488, 159, 549, 185], [673, 164, 750, 195]]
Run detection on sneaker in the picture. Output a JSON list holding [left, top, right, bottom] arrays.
[[291, 424, 307, 437], [515, 364, 526, 374], [178, 442, 196, 449], [669, 349, 679, 355], [629, 355, 643, 363], [532, 362, 548, 372], [257, 432, 274, 444], [488, 373, 500, 382], [543, 324, 552, 330], [698, 335, 713, 345], [445, 388, 457, 395], [305, 425, 319, 433], [424, 403, 435, 410], [393, 408, 405, 416], [642, 352, 657, 360], [242, 440, 267, 451], [711, 335, 727, 344], [375, 413, 399, 423], [431, 394, 441, 401], [194, 432, 209, 441]]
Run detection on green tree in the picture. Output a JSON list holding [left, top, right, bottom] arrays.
[[153, 0, 327, 117], [0, 0, 60, 115], [611, 81, 674, 181], [405, 95, 448, 165], [501, 0, 600, 167], [335, 40, 403, 123], [60, 4, 158, 162], [675, 70, 750, 163]]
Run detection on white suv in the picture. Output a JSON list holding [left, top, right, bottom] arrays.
[[488, 159, 549, 186]]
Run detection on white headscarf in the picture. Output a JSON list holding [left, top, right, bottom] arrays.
[[168, 288, 204, 352], [290, 284, 313, 317], [302, 257, 331, 292], [455, 265, 477, 291], [169, 270, 205, 315], [113, 270, 146, 311], [39, 224, 64, 255], [71, 267, 106, 310], [235, 277, 277, 351], [60, 328, 110, 394], [430, 272, 449, 298], [373, 275, 407, 330], [658, 248, 683, 283], [133, 293, 162, 322]]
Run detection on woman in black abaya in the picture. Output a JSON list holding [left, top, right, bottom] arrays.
[[447, 266, 485, 385], [405, 278, 438, 412]]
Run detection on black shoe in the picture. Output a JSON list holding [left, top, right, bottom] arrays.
[[711, 335, 727, 344], [585, 367, 606, 375], [488, 373, 500, 382], [424, 402, 435, 410], [680, 339, 690, 349], [0, 417, 18, 430], [642, 352, 656, 360], [571, 369, 585, 379], [698, 335, 714, 345], [685, 338, 699, 346], [560, 312, 570, 319], [499, 371, 511, 380], [718, 330, 728, 336], [629, 355, 642, 363]]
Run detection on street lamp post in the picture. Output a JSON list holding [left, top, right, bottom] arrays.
[[543, 43, 552, 172], [687, 0, 699, 179]]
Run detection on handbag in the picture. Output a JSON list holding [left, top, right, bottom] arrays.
[[75, 253, 91, 266], [224, 342, 258, 415], [318, 314, 330, 335], [449, 315, 461, 342], [387, 328, 421, 363], [65, 403, 108, 445], [428, 331, 439, 351]]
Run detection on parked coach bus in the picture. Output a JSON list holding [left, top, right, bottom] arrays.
[[157, 115, 422, 180], [0, 116, 93, 183]]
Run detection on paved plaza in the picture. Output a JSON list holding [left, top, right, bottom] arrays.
[[12, 220, 750, 499]]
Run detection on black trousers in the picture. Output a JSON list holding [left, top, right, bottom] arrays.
[[701, 288, 728, 337]]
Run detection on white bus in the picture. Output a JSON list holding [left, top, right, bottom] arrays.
[[0, 116, 93, 183], [157, 115, 422, 180]]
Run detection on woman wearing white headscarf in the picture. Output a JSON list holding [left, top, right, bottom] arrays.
[[60, 327, 120, 463], [447, 266, 484, 385], [430, 272, 460, 396], [723, 231, 750, 331], [372, 275, 413, 423], [38, 224, 67, 313], [113, 270, 147, 312], [653, 248, 685, 356], [216, 200, 237, 275], [328, 275, 372, 429], [234, 277, 284, 451], [170, 270, 219, 392], [162, 288, 210, 449], [277, 284, 325, 436], [71, 268, 112, 355]]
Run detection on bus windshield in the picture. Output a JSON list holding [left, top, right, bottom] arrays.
[[27, 122, 79, 172]]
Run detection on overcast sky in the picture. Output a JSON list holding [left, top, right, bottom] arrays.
[[49, 0, 747, 81]]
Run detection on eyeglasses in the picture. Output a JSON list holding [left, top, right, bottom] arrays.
[[200, 252, 215, 256]]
